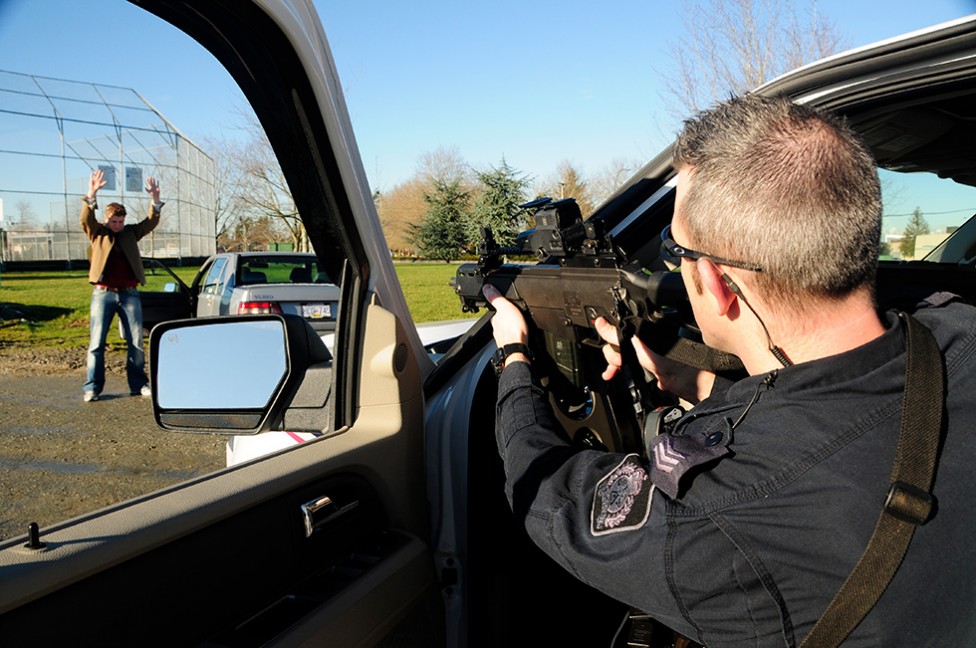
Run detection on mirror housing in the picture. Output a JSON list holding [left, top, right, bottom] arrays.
[[149, 314, 332, 435]]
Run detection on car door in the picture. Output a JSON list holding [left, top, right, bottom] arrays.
[[0, 1, 438, 645], [139, 257, 194, 331], [219, 258, 237, 315], [197, 255, 228, 317]]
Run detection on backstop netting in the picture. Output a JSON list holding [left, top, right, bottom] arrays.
[[0, 69, 215, 265]]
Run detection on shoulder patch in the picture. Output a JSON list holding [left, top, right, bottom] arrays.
[[649, 419, 732, 498], [920, 291, 960, 308], [591, 454, 654, 536]]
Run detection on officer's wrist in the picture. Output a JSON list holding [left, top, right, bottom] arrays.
[[491, 343, 532, 376], [503, 352, 530, 369]]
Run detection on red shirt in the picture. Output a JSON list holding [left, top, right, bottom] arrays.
[[98, 244, 138, 289]]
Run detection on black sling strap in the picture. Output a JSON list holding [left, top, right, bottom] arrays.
[[799, 312, 944, 647], [664, 336, 746, 377]]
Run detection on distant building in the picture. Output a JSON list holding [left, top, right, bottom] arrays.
[[912, 231, 953, 260], [884, 227, 956, 261], [883, 232, 905, 259]]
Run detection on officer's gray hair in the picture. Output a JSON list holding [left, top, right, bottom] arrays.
[[672, 94, 881, 313]]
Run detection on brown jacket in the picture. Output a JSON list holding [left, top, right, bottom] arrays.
[[81, 199, 161, 286]]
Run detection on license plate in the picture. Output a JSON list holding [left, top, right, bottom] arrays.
[[302, 303, 332, 319]]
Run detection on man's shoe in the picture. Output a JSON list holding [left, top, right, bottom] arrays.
[[83, 391, 99, 402], [139, 384, 151, 397]]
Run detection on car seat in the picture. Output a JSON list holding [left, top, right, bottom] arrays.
[[241, 270, 267, 284], [289, 267, 312, 283]]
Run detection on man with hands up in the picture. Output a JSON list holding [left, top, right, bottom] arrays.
[[80, 168, 163, 402]]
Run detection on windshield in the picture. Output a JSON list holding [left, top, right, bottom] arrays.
[[237, 255, 330, 285], [879, 168, 976, 263]]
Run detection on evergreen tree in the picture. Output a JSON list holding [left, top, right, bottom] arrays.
[[899, 207, 930, 259], [407, 178, 470, 262], [468, 159, 531, 248]]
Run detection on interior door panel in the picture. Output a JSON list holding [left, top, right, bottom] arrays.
[[141, 289, 192, 331], [0, 301, 434, 645], [0, 2, 437, 644], [0, 439, 435, 644]]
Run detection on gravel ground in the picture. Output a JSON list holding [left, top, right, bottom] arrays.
[[0, 344, 226, 541], [0, 342, 85, 375]]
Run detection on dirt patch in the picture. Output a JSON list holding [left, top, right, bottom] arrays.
[[0, 345, 225, 541], [0, 343, 87, 375]]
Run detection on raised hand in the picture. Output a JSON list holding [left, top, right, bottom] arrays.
[[88, 169, 107, 200], [145, 175, 160, 203]]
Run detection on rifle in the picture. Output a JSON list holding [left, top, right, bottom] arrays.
[[454, 197, 698, 456]]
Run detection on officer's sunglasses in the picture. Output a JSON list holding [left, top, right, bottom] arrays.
[[659, 223, 764, 272]]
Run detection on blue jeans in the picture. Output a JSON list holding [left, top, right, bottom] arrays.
[[84, 287, 148, 396]]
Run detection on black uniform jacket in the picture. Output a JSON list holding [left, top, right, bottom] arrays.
[[495, 300, 976, 647]]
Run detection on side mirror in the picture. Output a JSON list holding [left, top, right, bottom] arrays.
[[149, 314, 332, 435], [163, 282, 178, 293]]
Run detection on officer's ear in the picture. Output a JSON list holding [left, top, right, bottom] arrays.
[[721, 273, 743, 297], [697, 259, 738, 317]]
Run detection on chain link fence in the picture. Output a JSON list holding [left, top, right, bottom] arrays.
[[0, 69, 215, 266]]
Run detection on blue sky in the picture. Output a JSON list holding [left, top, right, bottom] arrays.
[[0, 0, 974, 198], [319, 0, 976, 192]]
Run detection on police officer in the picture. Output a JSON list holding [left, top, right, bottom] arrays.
[[483, 94, 976, 646]]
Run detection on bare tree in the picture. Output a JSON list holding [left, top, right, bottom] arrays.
[[587, 158, 643, 208], [14, 200, 37, 231], [205, 110, 306, 252], [237, 127, 307, 251], [375, 178, 429, 256], [226, 214, 283, 252], [534, 161, 596, 217], [417, 146, 472, 186], [661, 0, 846, 118], [199, 134, 249, 249]]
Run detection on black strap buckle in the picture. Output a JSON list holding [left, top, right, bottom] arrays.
[[491, 343, 531, 376], [885, 481, 933, 525], [641, 405, 683, 462]]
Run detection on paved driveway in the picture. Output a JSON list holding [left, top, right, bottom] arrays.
[[0, 369, 224, 541]]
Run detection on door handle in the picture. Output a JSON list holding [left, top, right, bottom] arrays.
[[300, 495, 360, 538]]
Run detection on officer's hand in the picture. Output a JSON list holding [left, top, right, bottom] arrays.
[[593, 316, 715, 405], [482, 283, 528, 348]]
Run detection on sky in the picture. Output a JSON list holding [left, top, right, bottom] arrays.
[[318, 0, 976, 192], [0, 0, 974, 198]]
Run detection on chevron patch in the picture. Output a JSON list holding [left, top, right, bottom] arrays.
[[653, 437, 687, 474], [648, 421, 732, 499], [591, 454, 654, 536]]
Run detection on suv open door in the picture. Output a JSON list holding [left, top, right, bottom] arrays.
[[0, 1, 439, 645]]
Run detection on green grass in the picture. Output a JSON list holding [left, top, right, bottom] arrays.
[[0, 262, 472, 348], [393, 262, 474, 323]]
